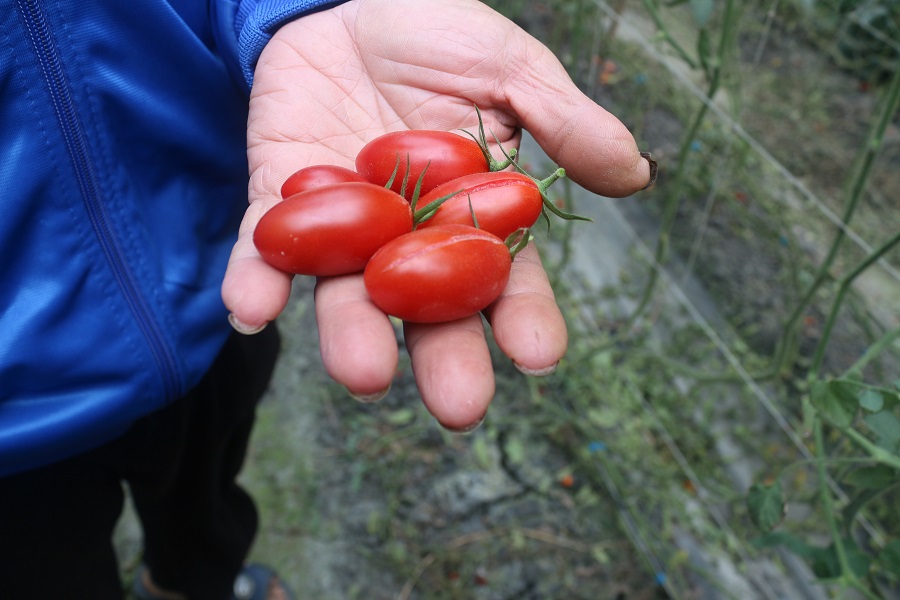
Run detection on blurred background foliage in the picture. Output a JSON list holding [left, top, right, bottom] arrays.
[[479, 1, 900, 598]]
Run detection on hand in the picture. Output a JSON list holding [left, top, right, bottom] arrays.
[[221, 0, 651, 430]]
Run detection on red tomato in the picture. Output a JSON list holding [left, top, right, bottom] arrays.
[[254, 182, 412, 276], [364, 224, 511, 323], [281, 164, 366, 198], [416, 171, 544, 240], [355, 130, 488, 200]]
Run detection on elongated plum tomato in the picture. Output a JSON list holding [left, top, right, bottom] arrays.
[[416, 171, 543, 240], [355, 130, 488, 200], [364, 224, 511, 323], [254, 182, 412, 277], [280, 164, 366, 199]]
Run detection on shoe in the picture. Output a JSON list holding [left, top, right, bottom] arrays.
[[132, 562, 296, 600], [232, 564, 295, 600]]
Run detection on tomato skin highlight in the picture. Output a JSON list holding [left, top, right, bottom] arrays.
[[254, 182, 413, 277], [416, 171, 544, 240], [280, 164, 366, 198], [364, 224, 511, 323], [355, 130, 489, 200]]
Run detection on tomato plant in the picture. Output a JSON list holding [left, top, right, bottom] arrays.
[[363, 224, 512, 323], [414, 171, 546, 240], [254, 182, 412, 276], [280, 164, 366, 198], [355, 130, 490, 199]]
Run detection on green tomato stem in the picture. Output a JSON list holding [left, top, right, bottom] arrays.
[[505, 228, 532, 259], [412, 189, 462, 224], [461, 104, 519, 172], [384, 154, 401, 190]]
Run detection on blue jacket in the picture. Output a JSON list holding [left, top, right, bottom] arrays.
[[0, 0, 346, 477]]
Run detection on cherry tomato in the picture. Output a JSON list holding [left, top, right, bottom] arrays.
[[254, 182, 412, 276], [355, 130, 488, 200], [416, 171, 544, 240], [364, 224, 511, 323], [281, 165, 366, 199]]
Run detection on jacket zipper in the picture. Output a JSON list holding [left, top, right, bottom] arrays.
[[16, 0, 183, 402]]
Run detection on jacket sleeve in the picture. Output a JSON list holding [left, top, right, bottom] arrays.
[[211, 0, 353, 93]]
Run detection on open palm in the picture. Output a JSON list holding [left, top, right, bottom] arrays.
[[222, 0, 651, 430]]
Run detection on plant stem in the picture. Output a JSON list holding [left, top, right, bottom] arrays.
[[843, 426, 900, 471], [550, 177, 577, 281], [626, 0, 738, 329], [813, 418, 856, 588], [640, 0, 698, 69], [845, 326, 900, 377], [772, 63, 900, 376], [809, 229, 900, 378]]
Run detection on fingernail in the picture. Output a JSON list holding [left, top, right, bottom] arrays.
[[228, 313, 268, 335], [514, 361, 559, 377], [348, 384, 391, 404], [443, 413, 486, 434], [640, 151, 658, 191]]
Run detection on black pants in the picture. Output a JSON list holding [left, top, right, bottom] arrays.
[[0, 325, 281, 600]]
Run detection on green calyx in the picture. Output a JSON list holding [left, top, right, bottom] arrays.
[[413, 188, 459, 225], [460, 104, 518, 172], [464, 104, 591, 227], [505, 227, 533, 259], [402, 105, 592, 229]]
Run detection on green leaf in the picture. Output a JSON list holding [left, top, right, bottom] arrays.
[[752, 533, 870, 579], [864, 411, 900, 449], [689, 0, 714, 26], [810, 380, 856, 428], [879, 540, 900, 578], [845, 465, 899, 489], [858, 388, 884, 412], [504, 435, 526, 465], [591, 544, 611, 565], [586, 407, 618, 428], [386, 540, 408, 564], [842, 487, 885, 534], [510, 529, 527, 551], [847, 541, 873, 577], [752, 531, 817, 559], [844, 370, 864, 382], [831, 378, 862, 404], [386, 408, 416, 426], [882, 389, 900, 409], [811, 540, 871, 579], [747, 481, 785, 532]]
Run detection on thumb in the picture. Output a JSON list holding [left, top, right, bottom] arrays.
[[499, 36, 652, 197]]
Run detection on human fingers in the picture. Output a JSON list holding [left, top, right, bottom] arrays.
[[483, 243, 568, 375], [221, 197, 293, 333], [496, 38, 652, 197], [314, 274, 399, 400], [403, 315, 495, 432]]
